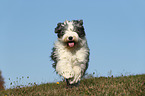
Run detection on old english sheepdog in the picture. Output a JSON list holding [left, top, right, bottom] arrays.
[[51, 20, 90, 85]]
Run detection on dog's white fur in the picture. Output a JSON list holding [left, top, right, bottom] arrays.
[[52, 20, 89, 84]]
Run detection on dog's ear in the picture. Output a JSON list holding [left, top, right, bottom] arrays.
[[78, 19, 83, 26], [73, 20, 83, 26], [55, 23, 64, 33]]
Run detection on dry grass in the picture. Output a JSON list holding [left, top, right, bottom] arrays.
[[0, 74, 145, 96]]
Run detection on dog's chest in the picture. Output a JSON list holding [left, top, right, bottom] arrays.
[[58, 48, 84, 64]]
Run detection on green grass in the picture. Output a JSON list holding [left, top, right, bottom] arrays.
[[0, 74, 145, 96]]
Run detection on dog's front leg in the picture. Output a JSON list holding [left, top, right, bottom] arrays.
[[56, 60, 74, 79], [69, 66, 82, 84]]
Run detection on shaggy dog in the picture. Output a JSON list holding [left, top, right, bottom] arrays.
[[51, 20, 90, 85]]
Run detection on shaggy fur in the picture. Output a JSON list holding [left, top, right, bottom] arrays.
[[51, 20, 90, 85]]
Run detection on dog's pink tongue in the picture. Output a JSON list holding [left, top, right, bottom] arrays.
[[68, 42, 74, 47]]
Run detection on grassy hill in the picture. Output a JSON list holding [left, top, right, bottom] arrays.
[[0, 74, 145, 96]]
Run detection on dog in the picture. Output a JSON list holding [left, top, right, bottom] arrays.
[[51, 20, 90, 85]]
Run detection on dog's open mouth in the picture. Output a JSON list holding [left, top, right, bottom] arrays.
[[67, 41, 75, 47]]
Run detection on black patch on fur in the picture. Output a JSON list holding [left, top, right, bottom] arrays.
[[55, 23, 67, 38], [73, 20, 86, 38], [51, 47, 57, 69], [83, 50, 90, 76]]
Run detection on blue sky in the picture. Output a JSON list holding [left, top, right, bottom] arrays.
[[0, 0, 145, 89]]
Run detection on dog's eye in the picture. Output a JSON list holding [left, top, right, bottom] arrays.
[[77, 28, 82, 32], [74, 28, 79, 32], [57, 31, 65, 38], [77, 29, 80, 32], [61, 31, 64, 34], [76, 27, 85, 37]]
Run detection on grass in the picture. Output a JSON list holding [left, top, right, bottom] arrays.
[[0, 74, 145, 96]]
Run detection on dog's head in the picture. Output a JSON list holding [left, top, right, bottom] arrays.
[[55, 20, 85, 48]]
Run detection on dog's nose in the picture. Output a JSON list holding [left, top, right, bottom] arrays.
[[68, 36, 73, 40]]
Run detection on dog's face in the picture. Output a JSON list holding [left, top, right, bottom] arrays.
[[55, 20, 85, 48]]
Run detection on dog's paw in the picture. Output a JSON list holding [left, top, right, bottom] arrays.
[[69, 74, 81, 84], [61, 70, 74, 79]]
